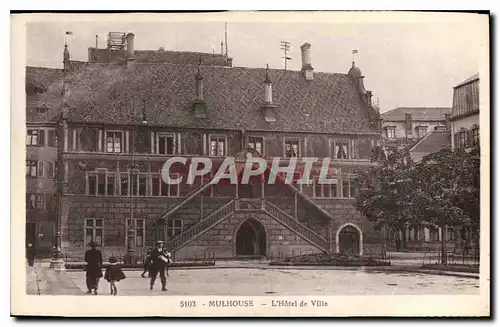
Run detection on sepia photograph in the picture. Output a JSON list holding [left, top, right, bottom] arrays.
[[11, 11, 490, 317]]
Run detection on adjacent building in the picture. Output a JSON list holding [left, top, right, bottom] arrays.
[[26, 32, 385, 261], [25, 66, 63, 257], [450, 74, 480, 150], [381, 107, 451, 148]]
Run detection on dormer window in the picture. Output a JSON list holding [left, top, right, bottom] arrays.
[[386, 127, 396, 139], [209, 135, 227, 156], [416, 126, 428, 139], [248, 136, 264, 155], [158, 133, 175, 155]]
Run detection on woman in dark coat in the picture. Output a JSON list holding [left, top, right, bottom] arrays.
[[84, 241, 103, 295], [26, 243, 36, 267]]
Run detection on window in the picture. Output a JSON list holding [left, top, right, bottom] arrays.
[[429, 226, 439, 242], [248, 136, 264, 155], [87, 171, 116, 196], [154, 173, 180, 197], [167, 219, 183, 238], [386, 127, 396, 139], [47, 129, 58, 147], [126, 218, 145, 247], [333, 141, 349, 160], [85, 218, 103, 246], [472, 127, 479, 146], [120, 174, 129, 196], [459, 130, 468, 149], [209, 135, 227, 156], [158, 133, 175, 155], [284, 139, 300, 158], [341, 180, 357, 198], [26, 161, 44, 177], [47, 162, 56, 179], [312, 180, 339, 198], [27, 129, 44, 146], [417, 126, 428, 139], [26, 194, 44, 209], [106, 131, 123, 153]]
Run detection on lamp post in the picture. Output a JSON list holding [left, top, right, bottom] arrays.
[[124, 103, 148, 264], [50, 117, 66, 271]]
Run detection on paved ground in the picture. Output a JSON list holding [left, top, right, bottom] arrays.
[[66, 268, 478, 296], [26, 257, 480, 296]]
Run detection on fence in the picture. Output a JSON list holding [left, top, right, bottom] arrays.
[[64, 250, 216, 268], [422, 249, 479, 267]]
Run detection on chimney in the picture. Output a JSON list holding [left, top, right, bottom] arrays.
[[300, 42, 314, 80], [262, 64, 277, 122], [264, 64, 272, 104], [405, 113, 413, 135], [195, 65, 204, 101], [126, 33, 135, 59], [193, 60, 207, 119]]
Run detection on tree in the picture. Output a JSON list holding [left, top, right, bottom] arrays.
[[412, 147, 479, 263], [356, 146, 418, 250]]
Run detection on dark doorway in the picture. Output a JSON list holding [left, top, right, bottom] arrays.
[[235, 219, 266, 256], [338, 225, 360, 255], [26, 222, 36, 246]]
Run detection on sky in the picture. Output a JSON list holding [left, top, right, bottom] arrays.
[[25, 13, 488, 112]]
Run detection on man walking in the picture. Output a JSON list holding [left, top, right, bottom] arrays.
[[149, 241, 170, 291], [84, 241, 103, 295], [26, 243, 36, 267]]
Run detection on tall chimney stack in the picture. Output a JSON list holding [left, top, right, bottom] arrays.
[[264, 64, 272, 104], [126, 33, 135, 59], [300, 42, 314, 80]]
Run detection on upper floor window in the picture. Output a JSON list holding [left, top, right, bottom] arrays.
[[106, 131, 123, 153], [333, 140, 349, 160], [26, 129, 42, 146], [459, 130, 468, 148], [151, 173, 180, 197], [386, 127, 396, 139], [210, 135, 227, 156], [87, 170, 116, 196], [158, 133, 175, 155], [248, 136, 264, 155], [472, 127, 479, 146], [284, 139, 300, 158], [26, 194, 45, 210], [416, 126, 428, 139]]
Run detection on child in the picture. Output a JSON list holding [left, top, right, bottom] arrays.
[[141, 248, 153, 278], [104, 256, 126, 296]]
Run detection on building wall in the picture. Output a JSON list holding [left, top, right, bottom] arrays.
[[450, 114, 480, 150], [382, 120, 446, 144]]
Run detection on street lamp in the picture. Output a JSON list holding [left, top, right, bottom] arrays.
[[124, 102, 148, 264], [50, 118, 65, 271]]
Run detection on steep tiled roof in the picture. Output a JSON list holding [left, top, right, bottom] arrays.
[[454, 73, 479, 88], [26, 62, 379, 134], [26, 66, 64, 124], [409, 129, 451, 154], [381, 107, 451, 122]]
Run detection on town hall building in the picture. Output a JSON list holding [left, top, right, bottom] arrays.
[[26, 32, 384, 261]]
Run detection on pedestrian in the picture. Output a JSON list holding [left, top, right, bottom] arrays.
[[104, 256, 126, 296], [26, 243, 36, 267], [149, 241, 170, 291], [140, 248, 153, 278], [84, 241, 103, 295]]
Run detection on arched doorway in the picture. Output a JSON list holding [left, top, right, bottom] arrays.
[[235, 219, 267, 256], [336, 224, 363, 255]]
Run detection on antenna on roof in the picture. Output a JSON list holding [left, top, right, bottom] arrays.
[[280, 41, 291, 70], [224, 22, 228, 56], [95, 34, 98, 48], [220, 41, 224, 55]]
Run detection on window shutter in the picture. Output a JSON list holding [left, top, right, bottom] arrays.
[[38, 130, 45, 146], [37, 161, 44, 177], [47, 162, 55, 178], [47, 130, 55, 147]]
